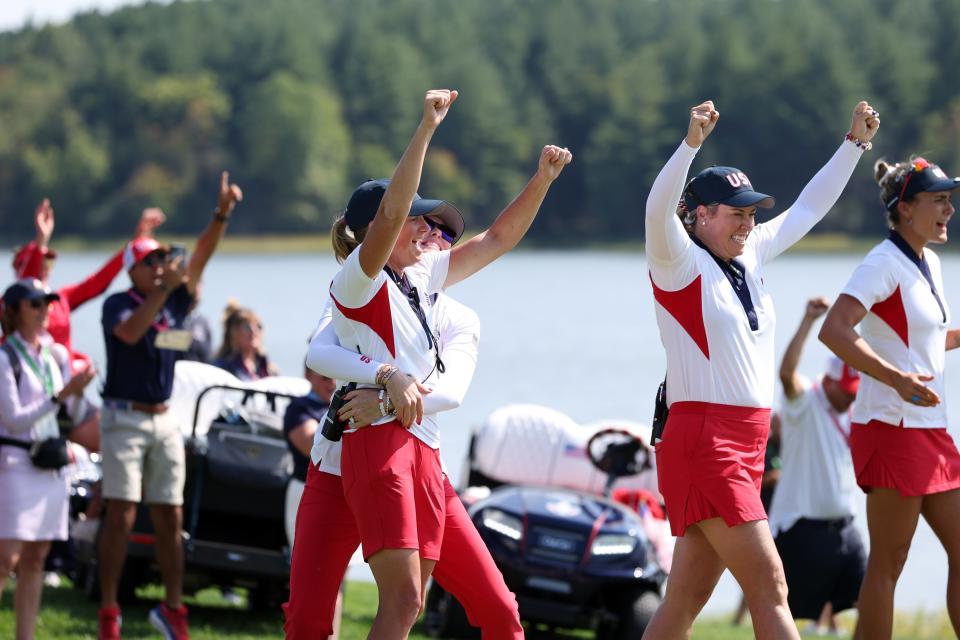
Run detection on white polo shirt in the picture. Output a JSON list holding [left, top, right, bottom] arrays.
[[768, 376, 857, 536], [645, 140, 864, 408], [310, 291, 480, 475], [841, 238, 949, 429], [329, 247, 449, 448]]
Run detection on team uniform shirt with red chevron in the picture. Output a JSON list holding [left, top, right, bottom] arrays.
[[329, 248, 449, 448], [841, 239, 950, 429], [645, 140, 864, 408]]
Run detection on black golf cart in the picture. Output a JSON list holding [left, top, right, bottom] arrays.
[[424, 427, 666, 639], [72, 384, 301, 610]]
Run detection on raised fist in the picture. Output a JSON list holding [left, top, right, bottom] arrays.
[[805, 297, 830, 319], [422, 89, 458, 129], [686, 100, 719, 148], [850, 101, 880, 143], [537, 145, 573, 182]]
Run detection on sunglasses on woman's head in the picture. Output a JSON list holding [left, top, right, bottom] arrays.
[[897, 158, 931, 204], [426, 218, 456, 243]]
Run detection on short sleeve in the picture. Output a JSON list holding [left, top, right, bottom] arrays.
[[841, 250, 898, 312], [780, 375, 813, 424], [283, 399, 313, 435], [102, 293, 132, 333], [330, 247, 386, 307]]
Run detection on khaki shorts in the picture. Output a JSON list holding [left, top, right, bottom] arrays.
[[100, 406, 186, 505]]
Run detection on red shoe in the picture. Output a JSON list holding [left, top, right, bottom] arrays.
[[149, 603, 190, 640], [98, 606, 122, 640]]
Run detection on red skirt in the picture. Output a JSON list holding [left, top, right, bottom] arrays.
[[850, 420, 960, 496], [655, 402, 771, 536]]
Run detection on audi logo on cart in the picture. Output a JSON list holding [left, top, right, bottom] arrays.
[[538, 534, 576, 552]]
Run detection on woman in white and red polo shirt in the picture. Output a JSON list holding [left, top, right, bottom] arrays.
[[643, 100, 878, 639], [820, 156, 960, 640], [315, 88, 570, 639]]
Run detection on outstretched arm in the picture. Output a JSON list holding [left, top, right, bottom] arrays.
[[780, 297, 829, 399], [444, 145, 572, 288], [358, 89, 457, 278], [754, 102, 880, 263], [185, 172, 242, 297], [645, 100, 717, 266]]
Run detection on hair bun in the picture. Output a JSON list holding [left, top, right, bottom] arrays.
[[874, 159, 892, 185]]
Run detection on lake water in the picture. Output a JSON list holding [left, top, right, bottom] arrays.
[[4, 247, 956, 615]]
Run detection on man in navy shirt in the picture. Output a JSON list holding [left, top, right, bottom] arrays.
[[97, 173, 242, 640]]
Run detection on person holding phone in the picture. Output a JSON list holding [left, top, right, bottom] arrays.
[[643, 99, 878, 638], [95, 173, 242, 640]]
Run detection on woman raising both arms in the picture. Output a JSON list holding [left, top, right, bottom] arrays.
[[643, 99, 878, 639]]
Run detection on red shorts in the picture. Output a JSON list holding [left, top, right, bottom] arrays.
[[850, 420, 960, 496], [655, 401, 771, 536], [341, 421, 445, 560], [283, 466, 523, 640]]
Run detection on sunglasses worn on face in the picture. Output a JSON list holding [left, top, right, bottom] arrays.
[[426, 218, 456, 243], [140, 253, 167, 268], [26, 299, 47, 310]]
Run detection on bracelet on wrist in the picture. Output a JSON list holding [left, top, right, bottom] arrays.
[[844, 132, 872, 151], [375, 364, 396, 386], [213, 208, 230, 223], [378, 389, 388, 418]]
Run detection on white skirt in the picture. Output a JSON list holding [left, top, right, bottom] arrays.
[[0, 446, 68, 541]]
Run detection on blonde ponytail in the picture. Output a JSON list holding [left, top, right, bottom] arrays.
[[331, 216, 367, 263]]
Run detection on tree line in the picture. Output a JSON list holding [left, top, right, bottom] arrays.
[[1, 0, 958, 243]]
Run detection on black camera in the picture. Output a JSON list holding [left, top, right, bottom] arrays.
[[651, 377, 669, 445], [320, 383, 357, 442]]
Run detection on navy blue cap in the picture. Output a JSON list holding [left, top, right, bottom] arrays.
[[344, 179, 465, 241], [2, 278, 60, 308], [884, 159, 960, 210], [684, 166, 775, 211]]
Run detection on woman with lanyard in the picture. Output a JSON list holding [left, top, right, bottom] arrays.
[[0, 279, 95, 640], [819, 156, 960, 639], [643, 99, 878, 638], [316, 88, 570, 638], [284, 218, 523, 639]]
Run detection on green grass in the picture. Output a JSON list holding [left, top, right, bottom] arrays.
[[0, 579, 952, 639]]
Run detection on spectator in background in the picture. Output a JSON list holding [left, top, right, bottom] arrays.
[[0, 279, 95, 640], [96, 172, 242, 640], [13, 199, 166, 373], [213, 299, 278, 382], [771, 297, 865, 635], [12, 200, 166, 452], [212, 301, 277, 380]]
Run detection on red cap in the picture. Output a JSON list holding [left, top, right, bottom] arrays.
[[824, 356, 860, 396], [122, 237, 167, 271]]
